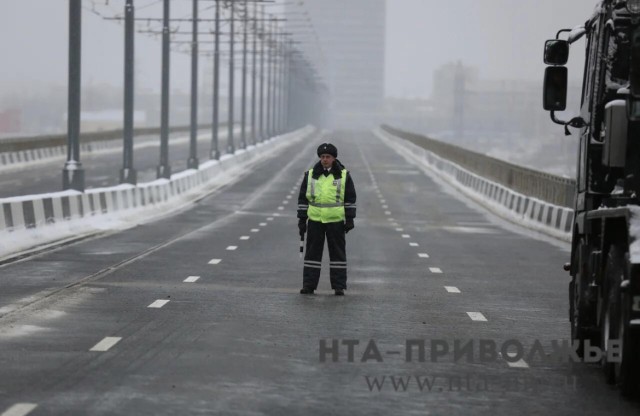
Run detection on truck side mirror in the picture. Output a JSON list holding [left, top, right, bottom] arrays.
[[544, 40, 570, 65], [543, 66, 568, 111]]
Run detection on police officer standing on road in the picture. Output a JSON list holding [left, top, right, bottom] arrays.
[[298, 143, 357, 296]]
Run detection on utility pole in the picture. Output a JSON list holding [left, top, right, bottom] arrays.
[[157, 0, 171, 179], [240, 0, 249, 149], [63, 0, 85, 191], [266, 19, 274, 139], [250, 0, 258, 145], [188, 0, 199, 169], [120, 0, 137, 184], [211, 0, 221, 160], [259, 5, 266, 142], [227, 0, 236, 154]]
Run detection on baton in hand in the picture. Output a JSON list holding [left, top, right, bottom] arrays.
[[299, 232, 305, 258]]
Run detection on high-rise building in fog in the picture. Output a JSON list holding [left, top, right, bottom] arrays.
[[287, 0, 386, 129]]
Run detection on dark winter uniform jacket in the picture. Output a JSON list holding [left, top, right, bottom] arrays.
[[297, 159, 356, 221]]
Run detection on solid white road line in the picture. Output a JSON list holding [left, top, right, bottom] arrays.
[[467, 312, 488, 322], [148, 299, 170, 308], [410, 242, 419, 247], [208, 259, 222, 264], [226, 246, 238, 251], [429, 267, 443, 274], [0, 404, 38, 416], [444, 286, 461, 293], [418, 253, 430, 258], [90, 336, 122, 352], [240, 236, 250, 240], [184, 276, 201, 283]]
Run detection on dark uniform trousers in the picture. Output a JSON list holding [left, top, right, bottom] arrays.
[[303, 219, 347, 290]]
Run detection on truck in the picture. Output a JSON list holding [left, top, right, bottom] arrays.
[[542, 0, 640, 396]]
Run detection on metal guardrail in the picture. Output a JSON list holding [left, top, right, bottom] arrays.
[[382, 125, 576, 208], [0, 124, 220, 153]]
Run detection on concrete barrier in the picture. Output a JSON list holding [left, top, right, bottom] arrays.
[[0, 126, 316, 259], [375, 127, 572, 242], [0, 124, 231, 171]]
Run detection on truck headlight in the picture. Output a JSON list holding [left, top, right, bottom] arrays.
[[627, 0, 640, 14]]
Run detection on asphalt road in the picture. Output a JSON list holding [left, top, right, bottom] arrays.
[[0, 128, 243, 198], [0, 131, 638, 415]]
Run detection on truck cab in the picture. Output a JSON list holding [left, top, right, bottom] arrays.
[[542, 0, 640, 396]]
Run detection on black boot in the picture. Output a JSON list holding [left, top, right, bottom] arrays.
[[300, 287, 315, 295], [334, 289, 344, 296]]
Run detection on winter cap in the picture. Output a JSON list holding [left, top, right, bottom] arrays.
[[317, 143, 338, 158]]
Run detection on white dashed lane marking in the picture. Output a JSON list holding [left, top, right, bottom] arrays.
[[0, 404, 38, 416], [251, 229, 260, 233], [283, 200, 289, 205], [418, 253, 430, 258], [226, 246, 238, 251], [240, 236, 250, 240], [259, 223, 267, 226], [286, 195, 292, 199], [395, 228, 404, 232], [409, 242, 419, 247], [148, 300, 170, 308], [267, 217, 274, 221], [384, 211, 392, 215], [90, 337, 122, 352], [277, 206, 284, 210], [467, 312, 488, 322], [184, 276, 200, 283], [208, 259, 222, 265], [429, 267, 443, 274], [382, 205, 389, 209], [402, 234, 410, 239], [444, 286, 461, 293], [380, 199, 386, 203]]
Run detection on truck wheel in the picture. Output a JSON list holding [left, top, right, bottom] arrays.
[[601, 246, 622, 384], [571, 240, 594, 357], [618, 292, 640, 397]]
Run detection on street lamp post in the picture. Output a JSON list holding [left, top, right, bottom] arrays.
[[63, 0, 85, 191], [211, 0, 221, 160], [240, 0, 248, 149], [250, 0, 258, 145], [157, 0, 171, 179], [188, 0, 199, 169], [120, 0, 137, 184], [258, 6, 266, 142], [227, 0, 236, 154]]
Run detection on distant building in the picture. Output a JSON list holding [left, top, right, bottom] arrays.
[[287, 0, 386, 129], [0, 109, 21, 134]]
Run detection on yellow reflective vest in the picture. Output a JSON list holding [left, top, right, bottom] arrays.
[[306, 168, 347, 223]]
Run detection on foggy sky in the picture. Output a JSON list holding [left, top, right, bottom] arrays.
[[0, 0, 598, 102]]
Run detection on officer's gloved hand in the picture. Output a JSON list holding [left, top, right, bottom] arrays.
[[298, 218, 307, 237], [344, 219, 355, 233]]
